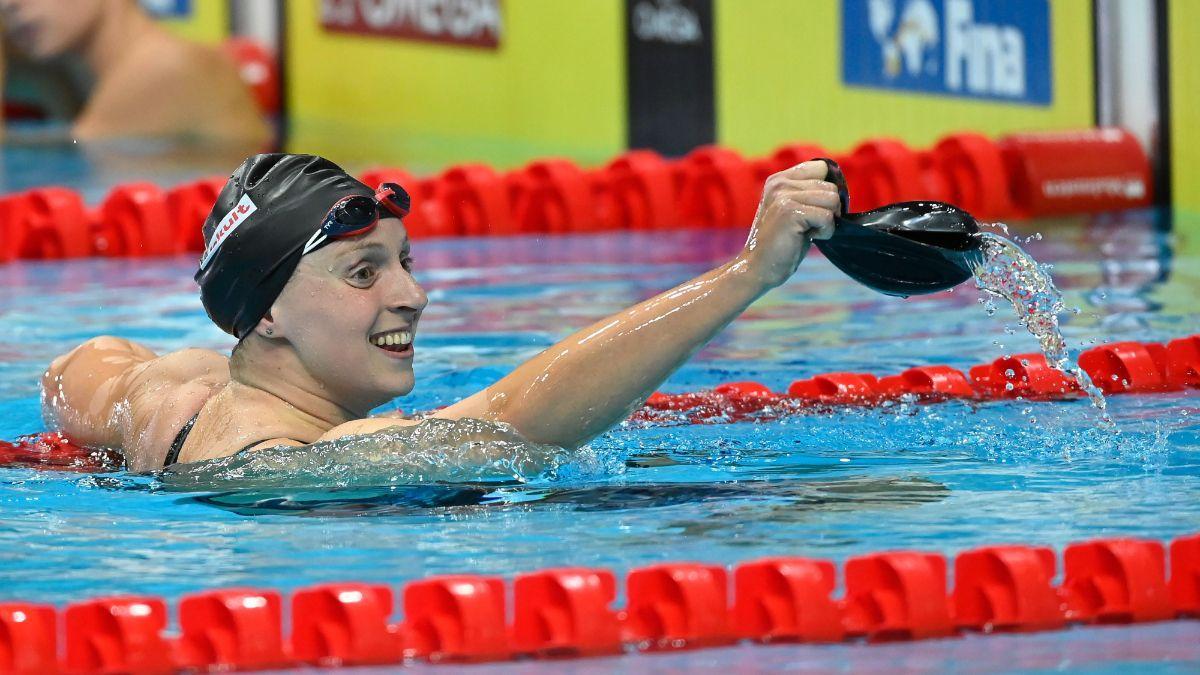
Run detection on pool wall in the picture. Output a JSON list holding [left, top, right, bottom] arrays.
[[283, 1, 1095, 170], [1170, 0, 1200, 217]]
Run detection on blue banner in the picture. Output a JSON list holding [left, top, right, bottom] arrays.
[[140, 0, 192, 18], [842, 0, 1052, 105]]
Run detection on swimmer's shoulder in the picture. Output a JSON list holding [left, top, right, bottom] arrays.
[[77, 30, 268, 145], [120, 349, 231, 471], [126, 348, 230, 390]]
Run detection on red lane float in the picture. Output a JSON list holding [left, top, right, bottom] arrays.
[[402, 576, 507, 662], [841, 552, 955, 642], [675, 146, 759, 229], [1079, 341, 1175, 394], [22, 189, 93, 259], [1060, 539, 1174, 624], [508, 159, 598, 234], [627, 335, 1200, 427], [915, 149, 954, 204], [95, 183, 174, 257], [1166, 336, 1200, 388], [849, 139, 925, 210], [594, 150, 679, 230], [437, 164, 516, 237], [952, 545, 1064, 633], [166, 177, 225, 254], [511, 568, 622, 657], [931, 132, 1013, 220], [0, 433, 121, 473], [1000, 128, 1152, 217], [733, 557, 844, 643], [0, 189, 94, 262], [64, 597, 173, 674], [0, 604, 57, 675], [174, 589, 287, 671], [0, 194, 29, 263], [969, 353, 1079, 399], [788, 372, 879, 404], [622, 563, 734, 650], [877, 365, 975, 399], [290, 583, 401, 666], [1170, 534, 1200, 617]]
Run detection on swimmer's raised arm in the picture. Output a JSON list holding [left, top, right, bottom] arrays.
[[435, 161, 840, 449]]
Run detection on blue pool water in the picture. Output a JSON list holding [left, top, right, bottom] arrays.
[[1, 159, 1199, 668]]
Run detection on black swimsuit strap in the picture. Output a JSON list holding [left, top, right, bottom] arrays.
[[163, 413, 199, 467], [165, 414, 303, 467]]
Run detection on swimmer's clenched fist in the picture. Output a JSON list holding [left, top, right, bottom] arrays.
[[740, 160, 841, 290]]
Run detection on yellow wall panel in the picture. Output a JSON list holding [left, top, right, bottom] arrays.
[[1171, 0, 1200, 217], [715, 0, 1094, 156], [286, 0, 626, 172]]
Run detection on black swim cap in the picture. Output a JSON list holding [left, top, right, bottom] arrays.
[[194, 153, 376, 339]]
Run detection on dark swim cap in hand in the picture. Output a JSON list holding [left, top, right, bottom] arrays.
[[195, 153, 379, 339], [812, 158, 984, 297]]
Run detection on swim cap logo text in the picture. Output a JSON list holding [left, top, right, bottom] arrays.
[[199, 194, 257, 270]]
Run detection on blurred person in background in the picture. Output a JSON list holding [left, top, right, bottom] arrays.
[[0, 0, 269, 150]]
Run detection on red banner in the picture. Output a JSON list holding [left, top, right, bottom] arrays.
[[320, 0, 503, 49]]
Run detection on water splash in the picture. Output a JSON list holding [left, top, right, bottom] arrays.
[[157, 417, 571, 491], [970, 232, 1109, 416]]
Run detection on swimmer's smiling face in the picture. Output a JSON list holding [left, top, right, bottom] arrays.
[[0, 0, 108, 60], [267, 217, 427, 413]]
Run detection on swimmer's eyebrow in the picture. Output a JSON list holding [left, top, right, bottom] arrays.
[[337, 239, 412, 257]]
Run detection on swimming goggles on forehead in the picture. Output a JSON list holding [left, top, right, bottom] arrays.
[[301, 182, 411, 255]]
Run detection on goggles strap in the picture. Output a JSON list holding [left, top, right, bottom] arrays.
[[375, 184, 411, 219]]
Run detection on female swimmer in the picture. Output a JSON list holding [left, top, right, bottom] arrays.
[[39, 153, 839, 472]]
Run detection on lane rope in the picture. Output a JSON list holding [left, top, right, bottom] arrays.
[[1, 534, 1197, 671]]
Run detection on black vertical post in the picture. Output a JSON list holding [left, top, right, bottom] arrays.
[[625, 0, 716, 157], [1154, 0, 1172, 212], [274, 0, 288, 152]]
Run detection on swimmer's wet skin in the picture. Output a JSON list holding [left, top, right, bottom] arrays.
[[40, 154, 842, 473]]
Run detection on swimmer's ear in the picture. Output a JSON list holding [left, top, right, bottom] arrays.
[[253, 312, 282, 340]]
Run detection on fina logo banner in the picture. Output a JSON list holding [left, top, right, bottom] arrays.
[[320, 0, 503, 49], [139, 0, 191, 18], [842, 0, 1052, 105]]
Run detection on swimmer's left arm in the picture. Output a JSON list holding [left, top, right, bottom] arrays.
[[42, 339, 229, 452], [40, 336, 158, 447]]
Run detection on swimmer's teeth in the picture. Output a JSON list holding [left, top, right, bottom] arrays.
[[372, 331, 413, 349]]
